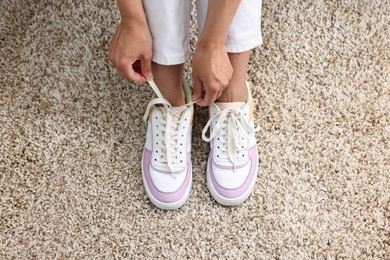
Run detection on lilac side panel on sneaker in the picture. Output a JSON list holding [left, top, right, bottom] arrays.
[[143, 149, 192, 204], [208, 146, 258, 199]]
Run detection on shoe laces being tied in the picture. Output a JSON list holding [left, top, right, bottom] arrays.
[[202, 107, 260, 166], [143, 81, 198, 177]]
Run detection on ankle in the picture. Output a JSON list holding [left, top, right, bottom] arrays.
[[151, 62, 186, 106], [217, 86, 247, 103], [163, 87, 185, 106]]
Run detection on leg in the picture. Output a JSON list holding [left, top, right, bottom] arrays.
[[197, 0, 262, 103], [217, 51, 251, 102], [143, 0, 191, 106], [141, 0, 194, 210], [197, 0, 263, 206], [152, 62, 185, 106]]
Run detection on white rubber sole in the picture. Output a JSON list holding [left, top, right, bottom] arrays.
[[141, 154, 192, 210], [207, 159, 258, 206]]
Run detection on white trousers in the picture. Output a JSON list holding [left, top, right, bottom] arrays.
[[143, 0, 263, 65]]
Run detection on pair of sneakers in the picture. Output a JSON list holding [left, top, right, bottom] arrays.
[[142, 81, 259, 210]]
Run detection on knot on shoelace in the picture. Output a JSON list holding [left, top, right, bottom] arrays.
[[202, 108, 259, 165], [143, 81, 199, 177]]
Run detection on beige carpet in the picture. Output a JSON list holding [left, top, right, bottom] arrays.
[[1, 0, 389, 258]]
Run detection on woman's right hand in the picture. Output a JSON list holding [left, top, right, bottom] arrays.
[[109, 21, 153, 82]]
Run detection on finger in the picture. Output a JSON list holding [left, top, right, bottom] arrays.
[[118, 59, 146, 82], [132, 60, 142, 74], [127, 69, 147, 82], [215, 89, 223, 101], [197, 94, 216, 106], [116, 58, 146, 82], [140, 55, 153, 80], [132, 60, 148, 82], [192, 77, 204, 102], [197, 87, 215, 107], [202, 84, 222, 106]]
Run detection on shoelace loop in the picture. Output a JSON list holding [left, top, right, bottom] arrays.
[[202, 108, 259, 165]]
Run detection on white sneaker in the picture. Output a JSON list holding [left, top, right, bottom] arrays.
[[202, 86, 259, 206], [142, 81, 194, 210]]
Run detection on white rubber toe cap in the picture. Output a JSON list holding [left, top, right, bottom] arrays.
[[211, 161, 251, 189], [150, 165, 187, 193]]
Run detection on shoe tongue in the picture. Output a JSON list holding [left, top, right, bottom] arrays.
[[158, 105, 187, 123], [215, 102, 245, 110]]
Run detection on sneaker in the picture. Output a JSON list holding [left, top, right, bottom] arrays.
[[202, 85, 259, 206], [142, 81, 194, 210]]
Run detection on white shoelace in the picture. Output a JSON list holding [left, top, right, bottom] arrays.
[[143, 81, 199, 176], [202, 108, 259, 165]]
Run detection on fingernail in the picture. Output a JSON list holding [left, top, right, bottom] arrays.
[[147, 72, 153, 80]]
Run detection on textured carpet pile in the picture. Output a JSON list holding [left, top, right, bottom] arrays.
[[1, 0, 389, 258]]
